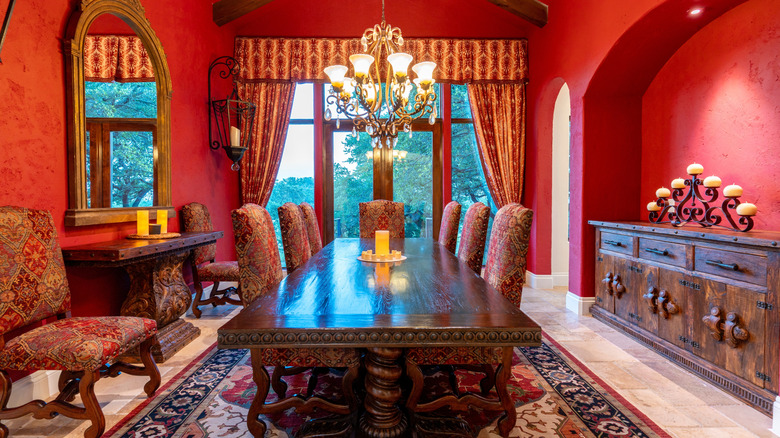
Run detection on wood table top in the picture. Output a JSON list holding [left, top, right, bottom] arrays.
[[218, 238, 541, 349], [62, 231, 223, 265]]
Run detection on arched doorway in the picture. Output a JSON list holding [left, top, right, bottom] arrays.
[[551, 83, 570, 288]]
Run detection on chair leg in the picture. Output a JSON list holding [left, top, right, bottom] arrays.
[[479, 364, 496, 396], [211, 281, 221, 306], [139, 336, 162, 397], [270, 366, 288, 397], [78, 370, 105, 438], [405, 359, 424, 410], [248, 349, 270, 438], [191, 280, 205, 318], [342, 365, 360, 411]]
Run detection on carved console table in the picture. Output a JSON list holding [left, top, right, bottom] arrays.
[[589, 221, 780, 414], [62, 231, 223, 362]]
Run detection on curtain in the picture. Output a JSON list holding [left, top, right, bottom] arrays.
[[84, 35, 154, 82], [468, 83, 527, 208], [237, 82, 296, 206]]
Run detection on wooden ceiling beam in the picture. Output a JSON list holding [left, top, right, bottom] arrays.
[[485, 0, 548, 27], [213, 0, 275, 27]]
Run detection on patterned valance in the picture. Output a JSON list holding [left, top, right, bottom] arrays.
[[234, 37, 527, 83], [84, 35, 154, 82]]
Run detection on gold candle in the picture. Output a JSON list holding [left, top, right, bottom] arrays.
[[723, 184, 743, 197], [671, 178, 686, 189], [157, 209, 168, 233], [655, 187, 671, 198], [736, 203, 757, 216], [647, 201, 662, 212], [375, 230, 390, 256], [136, 210, 149, 235], [686, 163, 704, 175]]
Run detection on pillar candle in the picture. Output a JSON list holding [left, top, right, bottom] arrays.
[[736, 203, 757, 216], [671, 178, 686, 189], [157, 209, 168, 233], [655, 187, 671, 198], [230, 126, 241, 147], [723, 184, 743, 197], [375, 230, 390, 255], [686, 163, 704, 175], [702, 175, 722, 188], [136, 210, 149, 235]]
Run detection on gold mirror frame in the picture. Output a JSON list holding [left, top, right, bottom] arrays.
[[64, 0, 172, 226]]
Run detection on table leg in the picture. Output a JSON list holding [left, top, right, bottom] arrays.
[[496, 346, 517, 437], [247, 349, 270, 438], [359, 347, 407, 438]]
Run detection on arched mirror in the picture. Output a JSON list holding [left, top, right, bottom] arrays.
[[64, 0, 172, 226]]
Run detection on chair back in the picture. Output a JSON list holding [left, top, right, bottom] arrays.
[[359, 200, 405, 238], [278, 202, 311, 274], [437, 201, 461, 253], [457, 202, 490, 275], [0, 207, 71, 336], [231, 204, 283, 306], [299, 202, 323, 255], [181, 202, 216, 266], [483, 203, 534, 309]]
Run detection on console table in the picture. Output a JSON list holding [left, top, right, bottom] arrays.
[[62, 231, 222, 362]]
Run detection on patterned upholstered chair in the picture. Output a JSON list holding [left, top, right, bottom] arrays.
[[359, 199, 405, 238], [457, 202, 491, 274], [0, 206, 161, 438], [181, 202, 241, 318], [299, 202, 322, 255], [438, 201, 461, 253], [277, 203, 311, 274], [404, 203, 534, 438], [231, 204, 360, 420]]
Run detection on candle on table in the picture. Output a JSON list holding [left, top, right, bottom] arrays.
[[655, 187, 671, 198], [723, 184, 743, 197], [230, 126, 241, 147], [702, 175, 722, 188], [671, 177, 686, 189], [736, 203, 757, 216], [157, 209, 168, 233], [375, 230, 390, 256], [136, 210, 149, 235], [687, 163, 704, 175], [647, 201, 662, 212]]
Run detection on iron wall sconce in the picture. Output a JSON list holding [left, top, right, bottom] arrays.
[[208, 56, 256, 171]]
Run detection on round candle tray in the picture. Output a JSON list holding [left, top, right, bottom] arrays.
[[127, 232, 181, 240], [357, 250, 406, 263]]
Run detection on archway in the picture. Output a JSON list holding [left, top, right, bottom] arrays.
[[551, 83, 570, 288]]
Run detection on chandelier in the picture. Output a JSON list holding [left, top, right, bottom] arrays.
[[323, 0, 437, 149]]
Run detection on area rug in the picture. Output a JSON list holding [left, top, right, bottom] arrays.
[[106, 337, 670, 438]]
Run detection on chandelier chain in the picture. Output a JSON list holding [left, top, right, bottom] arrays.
[[381, 0, 385, 24]]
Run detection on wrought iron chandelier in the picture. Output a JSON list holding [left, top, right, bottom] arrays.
[[323, 0, 437, 149]]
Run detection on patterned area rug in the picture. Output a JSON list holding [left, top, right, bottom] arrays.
[[106, 338, 670, 438]]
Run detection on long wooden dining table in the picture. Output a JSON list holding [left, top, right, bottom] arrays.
[[217, 238, 541, 438]]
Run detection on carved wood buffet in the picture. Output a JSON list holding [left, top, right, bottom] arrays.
[[589, 221, 780, 414], [62, 231, 223, 362]]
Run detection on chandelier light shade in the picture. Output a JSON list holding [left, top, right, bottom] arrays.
[[324, 2, 438, 149], [208, 56, 256, 171]]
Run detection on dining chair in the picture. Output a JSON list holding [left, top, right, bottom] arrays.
[[299, 202, 322, 255], [277, 202, 311, 274], [0, 206, 161, 438], [359, 199, 405, 238], [457, 202, 490, 274], [438, 201, 461, 253], [231, 204, 360, 413], [483, 203, 534, 308], [181, 202, 241, 318]]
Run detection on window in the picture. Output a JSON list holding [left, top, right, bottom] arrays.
[[267, 83, 315, 267]]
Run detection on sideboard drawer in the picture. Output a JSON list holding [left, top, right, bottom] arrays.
[[600, 232, 633, 255], [638, 238, 687, 268], [694, 246, 767, 287]]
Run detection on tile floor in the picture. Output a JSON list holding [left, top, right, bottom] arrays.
[[3, 286, 776, 437]]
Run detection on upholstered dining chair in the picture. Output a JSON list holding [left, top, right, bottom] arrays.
[[438, 201, 462, 253], [457, 202, 491, 274], [359, 199, 405, 238], [181, 202, 241, 318], [231, 204, 360, 413], [299, 202, 322, 256], [482, 203, 534, 308], [0, 206, 161, 438], [277, 202, 311, 274]]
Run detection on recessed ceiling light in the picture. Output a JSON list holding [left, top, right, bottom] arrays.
[[688, 7, 704, 16]]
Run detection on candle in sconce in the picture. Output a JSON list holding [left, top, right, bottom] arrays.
[[375, 230, 390, 256], [702, 175, 722, 188], [136, 210, 149, 235], [736, 203, 757, 216], [157, 209, 168, 233], [686, 163, 704, 175], [230, 126, 241, 147], [671, 178, 686, 189], [655, 187, 671, 198], [647, 201, 662, 212], [723, 184, 743, 197]]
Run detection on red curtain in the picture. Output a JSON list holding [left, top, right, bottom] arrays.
[[467, 83, 527, 207], [236, 82, 296, 206], [83, 35, 154, 82]]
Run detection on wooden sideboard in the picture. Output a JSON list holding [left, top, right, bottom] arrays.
[[589, 221, 780, 415]]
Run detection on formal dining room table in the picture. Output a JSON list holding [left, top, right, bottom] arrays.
[[218, 238, 541, 438]]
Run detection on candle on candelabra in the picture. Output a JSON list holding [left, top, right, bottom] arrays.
[[686, 163, 704, 175], [671, 178, 686, 189], [736, 203, 757, 216], [647, 201, 662, 212], [703, 175, 722, 188], [655, 187, 671, 198], [723, 184, 743, 197]]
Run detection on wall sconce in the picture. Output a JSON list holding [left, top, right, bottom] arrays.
[[208, 56, 256, 171]]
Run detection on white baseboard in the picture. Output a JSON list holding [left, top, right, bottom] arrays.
[[8, 370, 59, 406], [566, 291, 595, 316], [551, 272, 569, 287], [526, 271, 553, 290], [772, 396, 780, 436]]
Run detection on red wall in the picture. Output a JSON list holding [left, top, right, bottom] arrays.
[[641, 0, 780, 230]]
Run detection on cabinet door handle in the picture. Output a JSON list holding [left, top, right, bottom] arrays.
[[603, 240, 622, 247], [705, 260, 739, 271], [644, 248, 669, 256]]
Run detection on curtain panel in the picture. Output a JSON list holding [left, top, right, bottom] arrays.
[[84, 35, 154, 82]]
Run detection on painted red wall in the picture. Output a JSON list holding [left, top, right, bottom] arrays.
[[641, 0, 780, 230]]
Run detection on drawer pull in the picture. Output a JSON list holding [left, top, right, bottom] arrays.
[[705, 260, 739, 271], [603, 240, 622, 247], [645, 248, 668, 256]]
